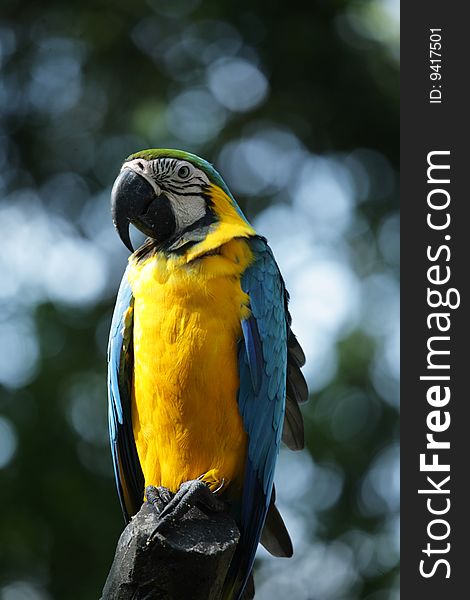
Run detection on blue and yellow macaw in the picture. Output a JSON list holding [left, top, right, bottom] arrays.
[[107, 149, 307, 599]]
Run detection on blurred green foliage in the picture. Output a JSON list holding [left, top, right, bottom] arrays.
[[0, 1, 399, 599]]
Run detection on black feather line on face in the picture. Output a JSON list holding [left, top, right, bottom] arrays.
[[162, 186, 208, 197], [163, 205, 217, 254]]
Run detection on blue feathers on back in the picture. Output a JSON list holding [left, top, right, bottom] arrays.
[[224, 236, 289, 599]]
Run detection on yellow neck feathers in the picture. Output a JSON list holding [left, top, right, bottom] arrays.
[[183, 183, 255, 262]]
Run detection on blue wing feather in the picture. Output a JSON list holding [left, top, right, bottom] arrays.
[[241, 317, 263, 395], [107, 268, 144, 521], [224, 236, 288, 599]]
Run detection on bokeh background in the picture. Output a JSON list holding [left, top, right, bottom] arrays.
[[0, 1, 399, 599]]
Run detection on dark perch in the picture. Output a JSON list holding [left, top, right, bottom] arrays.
[[101, 498, 251, 600]]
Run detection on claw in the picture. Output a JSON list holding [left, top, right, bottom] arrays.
[[148, 479, 226, 539], [146, 485, 173, 514], [213, 478, 225, 494]]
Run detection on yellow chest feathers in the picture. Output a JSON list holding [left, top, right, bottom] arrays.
[[127, 238, 253, 493]]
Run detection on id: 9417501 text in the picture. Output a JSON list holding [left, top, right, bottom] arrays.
[[429, 28, 442, 104]]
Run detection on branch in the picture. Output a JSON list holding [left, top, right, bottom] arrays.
[[101, 500, 242, 600]]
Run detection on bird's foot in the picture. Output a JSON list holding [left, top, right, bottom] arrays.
[[148, 480, 226, 538], [145, 485, 173, 514]]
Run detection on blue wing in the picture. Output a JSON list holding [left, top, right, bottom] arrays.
[[107, 268, 144, 521], [224, 236, 290, 599]]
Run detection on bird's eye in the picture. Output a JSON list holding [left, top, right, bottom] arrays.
[[177, 165, 191, 179]]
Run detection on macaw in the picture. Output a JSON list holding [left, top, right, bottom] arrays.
[[107, 149, 307, 599]]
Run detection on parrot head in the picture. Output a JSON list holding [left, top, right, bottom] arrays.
[[111, 149, 251, 253]]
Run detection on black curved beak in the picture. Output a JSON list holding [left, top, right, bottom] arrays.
[[111, 168, 157, 252]]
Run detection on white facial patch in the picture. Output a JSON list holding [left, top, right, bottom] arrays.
[[168, 192, 207, 231], [151, 158, 211, 233]]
